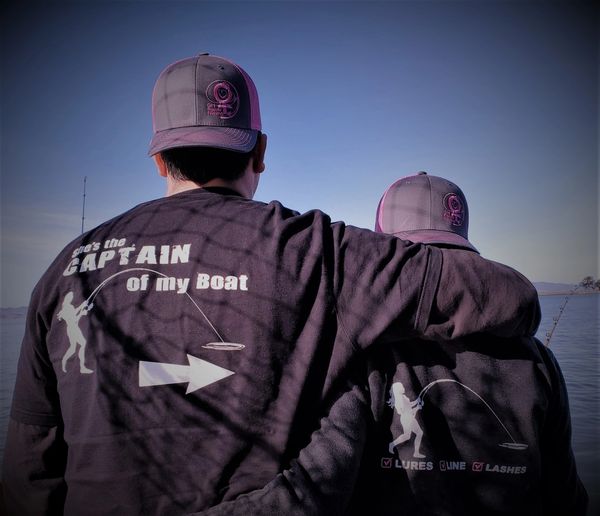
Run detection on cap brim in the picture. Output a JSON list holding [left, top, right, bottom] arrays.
[[148, 126, 258, 156], [394, 229, 479, 253]]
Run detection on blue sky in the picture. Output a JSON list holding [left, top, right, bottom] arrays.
[[1, 0, 598, 307]]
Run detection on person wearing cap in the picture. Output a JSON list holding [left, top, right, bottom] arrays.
[[352, 173, 587, 515], [3, 56, 541, 516], [199, 173, 587, 516]]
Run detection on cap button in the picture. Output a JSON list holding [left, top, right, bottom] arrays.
[[417, 171, 428, 175]]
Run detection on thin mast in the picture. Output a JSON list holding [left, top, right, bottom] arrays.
[[81, 176, 87, 234]]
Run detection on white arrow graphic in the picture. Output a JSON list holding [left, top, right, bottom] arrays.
[[139, 354, 234, 394]]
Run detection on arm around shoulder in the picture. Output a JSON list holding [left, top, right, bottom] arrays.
[[421, 248, 541, 340], [332, 227, 541, 348]]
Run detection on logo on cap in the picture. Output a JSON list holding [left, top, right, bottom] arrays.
[[443, 193, 465, 227], [206, 80, 239, 120]]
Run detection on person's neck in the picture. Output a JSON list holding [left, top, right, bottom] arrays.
[[165, 177, 245, 198], [165, 178, 200, 196]]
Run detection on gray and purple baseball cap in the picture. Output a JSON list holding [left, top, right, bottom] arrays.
[[375, 172, 478, 253], [148, 53, 261, 156]]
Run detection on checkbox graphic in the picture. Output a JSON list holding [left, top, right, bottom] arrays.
[[472, 462, 484, 472], [381, 457, 393, 468]]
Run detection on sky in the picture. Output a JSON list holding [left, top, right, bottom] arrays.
[[1, 0, 598, 308]]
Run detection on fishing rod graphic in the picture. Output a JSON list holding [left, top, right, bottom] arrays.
[[83, 267, 244, 351], [416, 379, 527, 450]]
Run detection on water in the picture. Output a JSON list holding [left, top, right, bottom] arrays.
[[0, 316, 22, 462], [1, 295, 598, 512], [536, 294, 599, 513]]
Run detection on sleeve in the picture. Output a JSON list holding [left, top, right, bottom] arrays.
[[538, 344, 588, 516], [331, 225, 541, 349], [9, 293, 62, 426], [2, 419, 68, 515], [2, 289, 67, 515], [189, 383, 370, 516]]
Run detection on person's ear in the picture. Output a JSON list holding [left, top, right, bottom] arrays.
[[252, 133, 267, 174], [153, 153, 168, 178]]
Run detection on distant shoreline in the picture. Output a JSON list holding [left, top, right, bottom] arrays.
[[537, 291, 599, 297]]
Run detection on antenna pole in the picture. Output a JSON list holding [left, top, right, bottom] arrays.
[[81, 176, 87, 234]]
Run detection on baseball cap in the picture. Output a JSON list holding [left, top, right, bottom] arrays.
[[148, 53, 261, 156], [375, 172, 478, 253]]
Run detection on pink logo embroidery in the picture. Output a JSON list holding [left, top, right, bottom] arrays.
[[381, 457, 393, 468], [472, 462, 484, 472], [206, 80, 239, 119], [443, 193, 464, 227]]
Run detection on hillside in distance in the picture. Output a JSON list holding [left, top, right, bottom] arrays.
[[534, 282, 578, 295]]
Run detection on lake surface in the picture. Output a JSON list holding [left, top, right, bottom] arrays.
[[1, 294, 598, 512], [536, 294, 599, 513]]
